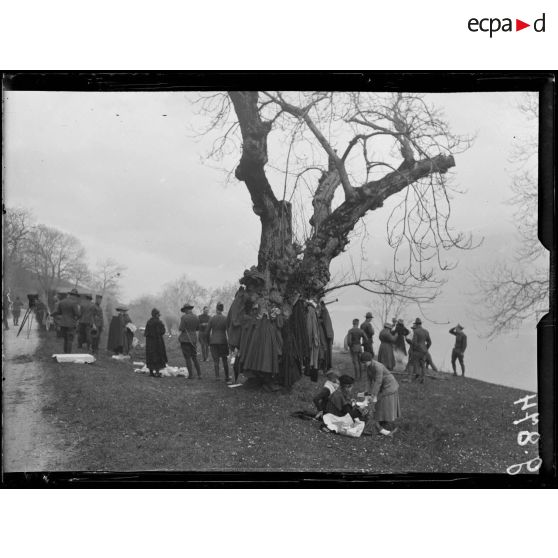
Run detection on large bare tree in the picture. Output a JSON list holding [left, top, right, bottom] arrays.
[[24, 224, 89, 299], [198, 91, 474, 308]]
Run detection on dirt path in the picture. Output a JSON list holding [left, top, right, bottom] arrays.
[[2, 325, 64, 471]]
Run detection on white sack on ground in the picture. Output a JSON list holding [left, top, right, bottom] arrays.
[[322, 413, 366, 438], [52, 354, 96, 364]]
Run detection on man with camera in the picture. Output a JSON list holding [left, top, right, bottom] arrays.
[[51, 288, 81, 353]]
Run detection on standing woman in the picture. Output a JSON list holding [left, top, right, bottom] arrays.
[[144, 308, 168, 377], [179, 302, 202, 379], [377, 322, 397, 371], [205, 302, 230, 382], [365, 358, 401, 436]]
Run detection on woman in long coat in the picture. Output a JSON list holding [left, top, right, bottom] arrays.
[[144, 308, 168, 377], [366, 358, 401, 436], [377, 323, 397, 371]]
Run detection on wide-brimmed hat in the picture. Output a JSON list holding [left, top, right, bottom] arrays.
[[413, 318, 422, 325], [384, 322, 392, 328], [339, 374, 355, 387], [365, 312, 373, 319], [68, 288, 79, 296], [181, 302, 194, 312], [116, 306, 128, 312]]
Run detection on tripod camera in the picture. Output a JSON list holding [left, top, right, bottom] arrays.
[[16, 294, 39, 338]]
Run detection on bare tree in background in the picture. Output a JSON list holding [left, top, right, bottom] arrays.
[[473, 93, 548, 336], [3, 206, 35, 269], [24, 224, 90, 300], [160, 275, 209, 316], [369, 272, 412, 325], [92, 258, 126, 299], [195, 91, 475, 309]]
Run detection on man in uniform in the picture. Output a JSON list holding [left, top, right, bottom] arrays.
[[77, 294, 94, 351], [179, 302, 201, 379], [407, 318, 431, 383], [51, 288, 81, 353], [449, 324, 467, 376], [198, 306, 211, 361], [360, 312, 375, 356], [90, 294, 104, 355], [12, 296, 24, 326]]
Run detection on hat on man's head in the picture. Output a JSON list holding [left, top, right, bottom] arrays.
[[116, 307, 128, 312], [68, 288, 79, 296], [365, 312, 373, 319], [339, 374, 355, 387], [151, 308, 161, 317], [181, 302, 194, 312], [384, 322, 392, 328], [397, 318, 404, 324], [413, 318, 422, 325]]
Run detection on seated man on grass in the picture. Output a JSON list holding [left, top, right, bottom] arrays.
[[313, 370, 340, 418], [325, 374, 367, 421]]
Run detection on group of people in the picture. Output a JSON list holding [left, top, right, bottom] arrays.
[[50, 289, 105, 354], [346, 314, 468, 380], [312, 353, 401, 436]]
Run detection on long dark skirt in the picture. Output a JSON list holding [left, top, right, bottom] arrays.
[[146, 335, 168, 371]]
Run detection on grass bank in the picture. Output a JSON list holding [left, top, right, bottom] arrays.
[[36, 330, 536, 473]]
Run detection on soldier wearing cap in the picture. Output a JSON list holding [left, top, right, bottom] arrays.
[[51, 288, 81, 353], [325, 374, 366, 420], [179, 302, 201, 379], [449, 324, 467, 376], [405, 318, 431, 383], [360, 312, 375, 355], [77, 294, 94, 351]]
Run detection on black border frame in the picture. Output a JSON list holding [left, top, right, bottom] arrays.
[[2, 71, 556, 488]]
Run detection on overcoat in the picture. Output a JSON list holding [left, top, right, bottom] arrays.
[[144, 316, 168, 371]]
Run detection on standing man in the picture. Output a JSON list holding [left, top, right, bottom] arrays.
[[347, 318, 366, 379], [179, 302, 201, 379], [51, 288, 81, 353], [360, 312, 375, 356], [90, 294, 104, 355], [77, 294, 94, 351], [2, 291, 11, 330], [12, 296, 24, 327], [198, 306, 211, 361], [449, 324, 467, 376], [205, 302, 230, 382], [408, 318, 431, 383]]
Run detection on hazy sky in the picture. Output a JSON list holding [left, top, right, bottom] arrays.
[[3, 90, 540, 390]]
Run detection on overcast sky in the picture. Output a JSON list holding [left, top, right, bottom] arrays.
[[3, 90, 540, 390]]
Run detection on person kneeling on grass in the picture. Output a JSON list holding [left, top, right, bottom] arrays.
[[325, 374, 367, 421], [313, 370, 340, 418], [364, 357, 401, 436]]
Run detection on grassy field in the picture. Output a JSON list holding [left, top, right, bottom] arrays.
[[33, 330, 537, 473]]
